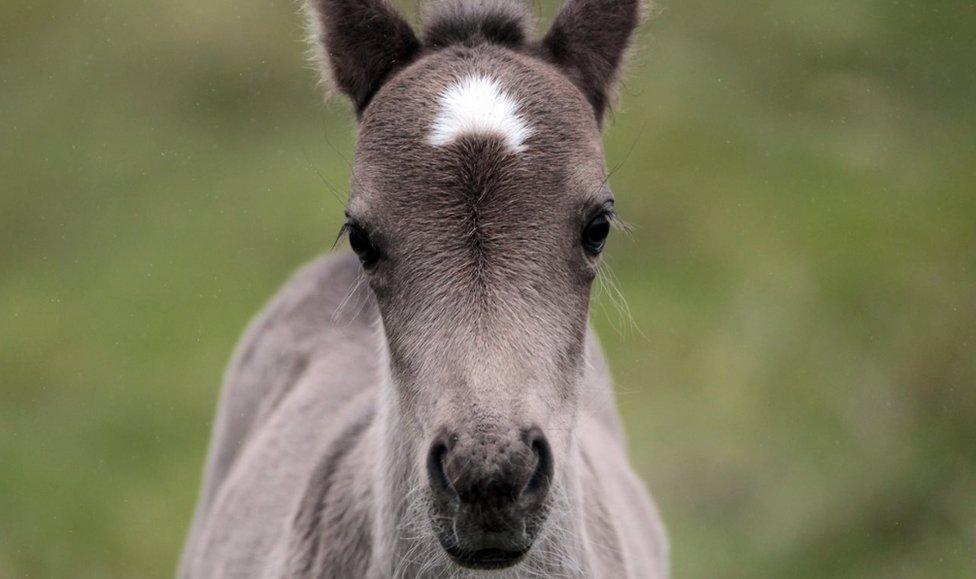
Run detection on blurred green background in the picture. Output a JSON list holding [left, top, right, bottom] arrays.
[[2, 0, 975, 577]]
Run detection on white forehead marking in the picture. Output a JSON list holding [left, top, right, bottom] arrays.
[[428, 75, 533, 153]]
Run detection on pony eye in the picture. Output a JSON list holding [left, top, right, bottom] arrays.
[[582, 213, 611, 255], [347, 223, 380, 268]]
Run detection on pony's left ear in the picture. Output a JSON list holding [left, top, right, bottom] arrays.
[[304, 0, 421, 117], [541, 0, 644, 124]]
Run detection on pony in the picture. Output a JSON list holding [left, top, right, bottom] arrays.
[[180, 0, 667, 576]]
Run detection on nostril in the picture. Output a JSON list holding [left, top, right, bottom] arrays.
[[427, 439, 456, 499], [522, 428, 553, 502]]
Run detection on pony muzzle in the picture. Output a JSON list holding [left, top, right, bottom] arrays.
[[426, 426, 554, 569]]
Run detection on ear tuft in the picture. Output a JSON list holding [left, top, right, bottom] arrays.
[[541, 0, 646, 123], [422, 0, 534, 49], [304, 0, 421, 116]]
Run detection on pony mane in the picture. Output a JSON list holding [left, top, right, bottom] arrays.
[[422, 0, 534, 49]]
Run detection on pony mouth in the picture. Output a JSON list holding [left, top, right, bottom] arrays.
[[445, 546, 530, 570]]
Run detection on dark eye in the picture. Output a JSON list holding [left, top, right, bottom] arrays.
[[346, 223, 380, 268], [582, 212, 611, 255]]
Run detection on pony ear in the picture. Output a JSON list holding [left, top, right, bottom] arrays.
[[541, 0, 643, 123], [304, 0, 421, 116]]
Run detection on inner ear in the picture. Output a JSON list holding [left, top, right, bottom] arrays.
[[305, 0, 421, 116]]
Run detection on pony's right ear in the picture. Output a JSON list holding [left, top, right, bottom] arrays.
[[304, 0, 421, 116]]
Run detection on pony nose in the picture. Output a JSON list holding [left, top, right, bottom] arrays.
[[427, 427, 553, 514]]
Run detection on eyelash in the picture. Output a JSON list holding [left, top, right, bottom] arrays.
[[334, 221, 353, 247]]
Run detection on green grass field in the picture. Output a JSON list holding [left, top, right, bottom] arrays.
[[2, 0, 974, 576]]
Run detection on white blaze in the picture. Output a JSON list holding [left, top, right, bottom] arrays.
[[428, 75, 532, 153]]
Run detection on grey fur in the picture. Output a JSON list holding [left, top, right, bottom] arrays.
[[181, 1, 666, 577]]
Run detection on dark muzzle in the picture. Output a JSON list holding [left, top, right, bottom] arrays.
[[427, 426, 553, 570]]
